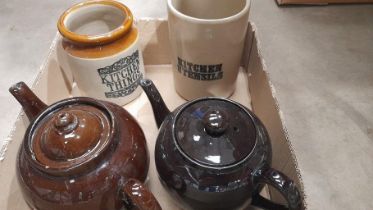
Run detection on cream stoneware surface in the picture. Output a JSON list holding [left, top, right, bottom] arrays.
[[58, 37, 145, 105], [167, 0, 250, 100], [57, 1, 145, 106]]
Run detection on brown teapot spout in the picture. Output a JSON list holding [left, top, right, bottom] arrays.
[[139, 79, 170, 128], [9, 82, 47, 122]]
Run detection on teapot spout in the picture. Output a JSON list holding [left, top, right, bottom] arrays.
[[9, 82, 47, 122], [139, 79, 170, 128]]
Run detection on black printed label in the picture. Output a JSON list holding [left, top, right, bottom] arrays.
[[177, 57, 223, 81], [97, 50, 143, 98]]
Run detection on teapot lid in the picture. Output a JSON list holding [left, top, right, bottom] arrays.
[[27, 99, 114, 176], [174, 98, 256, 167]]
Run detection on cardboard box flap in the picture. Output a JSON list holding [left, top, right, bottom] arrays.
[[245, 23, 307, 209]]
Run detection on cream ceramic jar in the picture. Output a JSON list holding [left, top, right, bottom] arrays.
[[167, 0, 250, 100], [57, 0, 145, 105]]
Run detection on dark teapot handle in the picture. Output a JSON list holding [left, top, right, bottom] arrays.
[[252, 168, 302, 210], [121, 178, 162, 210]]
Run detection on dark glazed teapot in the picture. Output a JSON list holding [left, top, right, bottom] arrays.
[[9, 82, 161, 210], [140, 79, 302, 210]]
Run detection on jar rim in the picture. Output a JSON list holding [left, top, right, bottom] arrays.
[[57, 0, 133, 46]]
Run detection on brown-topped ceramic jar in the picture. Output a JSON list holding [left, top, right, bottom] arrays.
[[140, 79, 303, 210], [9, 82, 161, 210], [56, 0, 145, 106]]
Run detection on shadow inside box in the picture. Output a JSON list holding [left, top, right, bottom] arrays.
[[141, 20, 172, 65]]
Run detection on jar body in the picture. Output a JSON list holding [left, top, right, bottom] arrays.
[[59, 33, 145, 106], [57, 1, 145, 106], [155, 109, 272, 210], [17, 101, 149, 210]]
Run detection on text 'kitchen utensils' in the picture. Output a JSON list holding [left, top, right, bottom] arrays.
[[167, 0, 250, 100]]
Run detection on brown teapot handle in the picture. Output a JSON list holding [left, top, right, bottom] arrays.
[[252, 167, 302, 210], [121, 178, 162, 210]]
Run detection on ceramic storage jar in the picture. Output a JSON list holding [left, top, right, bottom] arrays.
[[57, 0, 145, 105]]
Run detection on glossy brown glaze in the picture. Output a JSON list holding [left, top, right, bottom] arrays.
[[122, 179, 162, 210], [9, 82, 47, 121], [30, 104, 112, 176], [140, 79, 302, 210], [9, 82, 161, 210], [38, 109, 105, 160]]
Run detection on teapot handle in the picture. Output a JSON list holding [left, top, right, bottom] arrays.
[[252, 167, 302, 210], [121, 178, 162, 210]]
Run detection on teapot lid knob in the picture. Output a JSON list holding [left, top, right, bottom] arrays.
[[203, 110, 228, 137], [54, 112, 78, 134]]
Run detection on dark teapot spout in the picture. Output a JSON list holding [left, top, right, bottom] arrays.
[[9, 82, 47, 122], [139, 79, 170, 128]]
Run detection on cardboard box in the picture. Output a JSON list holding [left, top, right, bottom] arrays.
[[0, 20, 306, 209], [277, 0, 373, 5]]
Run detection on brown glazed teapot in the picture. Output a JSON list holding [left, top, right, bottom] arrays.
[[139, 79, 302, 210], [9, 82, 161, 210]]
